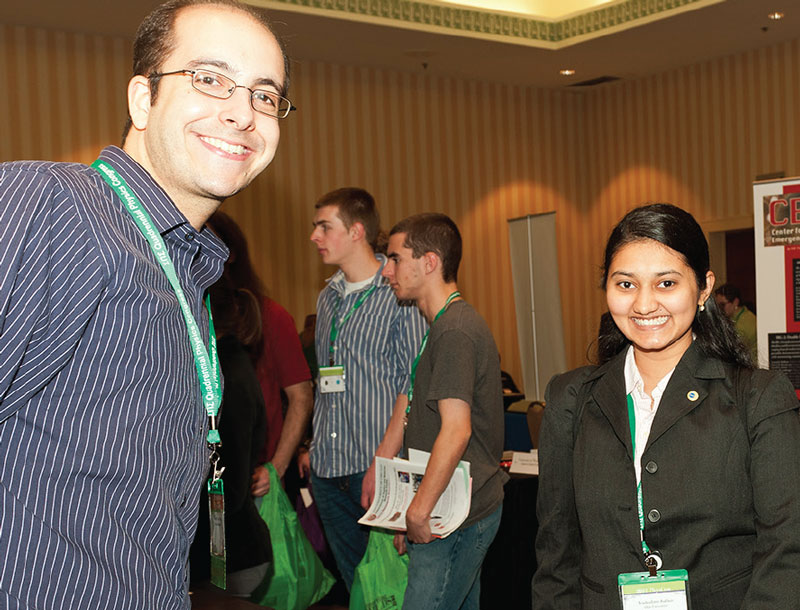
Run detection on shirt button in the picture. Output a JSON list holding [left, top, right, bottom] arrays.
[[645, 461, 658, 474], [331, 432, 337, 439], [185, 233, 195, 241], [647, 509, 661, 523]]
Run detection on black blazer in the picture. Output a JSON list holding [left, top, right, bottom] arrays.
[[532, 344, 800, 610]]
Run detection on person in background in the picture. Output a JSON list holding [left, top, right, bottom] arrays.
[[501, 369, 521, 394], [191, 268, 271, 596], [307, 187, 427, 590], [382, 213, 507, 610], [207, 211, 313, 495], [300, 313, 319, 382], [532, 204, 800, 609], [0, 1, 291, 607], [714, 283, 758, 363]]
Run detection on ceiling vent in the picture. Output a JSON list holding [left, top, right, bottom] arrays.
[[568, 75, 621, 87]]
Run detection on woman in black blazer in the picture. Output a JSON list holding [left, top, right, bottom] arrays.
[[532, 204, 800, 609]]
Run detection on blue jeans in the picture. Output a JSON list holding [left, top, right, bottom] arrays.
[[403, 504, 502, 610], [310, 470, 369, 591]]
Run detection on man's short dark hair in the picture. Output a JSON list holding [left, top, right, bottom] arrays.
[[316, 187, 380, 251], [715, 283, 741, 303], [389, 213, 462, 283], [121, 0, 290, 144]]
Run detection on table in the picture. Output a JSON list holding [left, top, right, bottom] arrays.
[[480, 475, 539, 609]]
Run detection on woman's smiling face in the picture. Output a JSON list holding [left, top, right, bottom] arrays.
[[606, 238, 714, 362]]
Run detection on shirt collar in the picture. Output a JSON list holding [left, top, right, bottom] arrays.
[[99, 146, 192, 237], [97, 146, 228, 260], [623, 345, 675, 401], [326, 253, 387, 294]]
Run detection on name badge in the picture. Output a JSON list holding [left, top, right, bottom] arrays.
[[208, 478, 226, 589], [618, 570, 690, 610], [319, 365, 346, 393]]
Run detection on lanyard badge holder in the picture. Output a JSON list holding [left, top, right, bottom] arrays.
[[207, 476, 226, 589], [618, 393, 690, 609], [318, 285, 377, 393], [618, 570, 690, 609], [92, 160, 227, 588]]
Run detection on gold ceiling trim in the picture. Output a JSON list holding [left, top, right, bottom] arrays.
[[251, 0, 724, 48]]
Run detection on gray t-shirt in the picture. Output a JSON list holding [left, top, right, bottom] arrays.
[[404, 300, 507, 527]]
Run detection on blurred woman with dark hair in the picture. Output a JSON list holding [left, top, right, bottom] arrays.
[[191, 263, 271, 596], [532, 204, 800, 609], [207, 212, 313, 495]]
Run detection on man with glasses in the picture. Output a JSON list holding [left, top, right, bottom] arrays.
[[0, 1, 291, 608]]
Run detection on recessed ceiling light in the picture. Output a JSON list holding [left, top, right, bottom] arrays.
[[560, 69, 576, 76], [768, 11, 785, 20]]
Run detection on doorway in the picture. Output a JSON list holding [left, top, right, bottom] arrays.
[[708, 227, 756, 313]]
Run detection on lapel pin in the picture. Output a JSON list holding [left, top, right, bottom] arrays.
[[687, 390, 699, 401]]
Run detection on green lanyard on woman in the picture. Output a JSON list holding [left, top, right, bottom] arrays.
[[627, 393, 663, 575]]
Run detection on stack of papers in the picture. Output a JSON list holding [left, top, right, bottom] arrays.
[[510, 450, 538, 475], [359, 449, 472, 539]]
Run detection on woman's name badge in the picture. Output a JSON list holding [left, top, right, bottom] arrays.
[[618, 570, 690, 610], [319, 365, 346, 393]]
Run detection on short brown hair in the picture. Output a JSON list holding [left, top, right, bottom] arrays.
[[715, 283, 741, 304], [389, 213, 462, 283], [121, 0, 289, 144], [315, 188, 380, 251]]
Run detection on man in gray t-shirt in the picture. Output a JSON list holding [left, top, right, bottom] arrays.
[[382, 213, 507, 610]]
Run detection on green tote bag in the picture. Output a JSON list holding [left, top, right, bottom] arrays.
[[350, 529, 409, 610], [250, 463, 335, 610]]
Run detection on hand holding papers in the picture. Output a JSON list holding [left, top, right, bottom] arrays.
[[359, 449, 472, 539]]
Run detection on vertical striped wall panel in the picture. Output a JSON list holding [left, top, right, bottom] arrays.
[[222, 64, 586, 384], [3, 21, 800, 382], [580, 39, 800, 365], [0, 24, 130, 163]]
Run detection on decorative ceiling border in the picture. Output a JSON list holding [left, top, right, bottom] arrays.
[[252, 0, 724, 48]]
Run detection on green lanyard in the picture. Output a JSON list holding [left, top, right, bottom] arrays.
[[406, 291, 461, 410], [328, 284, 377, 365], [627, 393, 652, 557], [91, 160, 222, 446]]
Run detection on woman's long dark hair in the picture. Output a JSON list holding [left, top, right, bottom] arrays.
[[597, 203, 753, 369], [207, 211, 267, 300], [209, 278, 263, 355], [207, 211, 265, 358]]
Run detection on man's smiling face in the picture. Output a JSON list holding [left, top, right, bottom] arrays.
[[132, 4, 285, 209]]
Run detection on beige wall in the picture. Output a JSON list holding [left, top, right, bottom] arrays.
[[3, 21, 800, 385], [222, 63, 585, 386]]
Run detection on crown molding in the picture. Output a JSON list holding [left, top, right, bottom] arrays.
[[250, 0, 724, 49]]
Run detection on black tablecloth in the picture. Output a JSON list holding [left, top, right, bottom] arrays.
[[480, 475, 539, 609]]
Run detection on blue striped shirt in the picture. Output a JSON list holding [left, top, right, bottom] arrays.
[[0, 146, 227, 609], [310, 257, 427, 478]]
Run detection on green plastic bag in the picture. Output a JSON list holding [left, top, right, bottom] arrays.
[[350, 529, 409, 610], [250, 463, 335, 610]]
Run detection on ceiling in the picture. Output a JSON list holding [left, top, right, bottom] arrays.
[[435, 0, 617, 20], [1, 0, 796, 89]]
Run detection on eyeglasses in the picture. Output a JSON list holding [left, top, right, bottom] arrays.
[[150, 69, 296, 119]]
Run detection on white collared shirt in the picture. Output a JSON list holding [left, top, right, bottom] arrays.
[[623, 346, 676, 485]]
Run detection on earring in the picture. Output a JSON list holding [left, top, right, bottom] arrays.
[[699, 303, 705, 312]]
